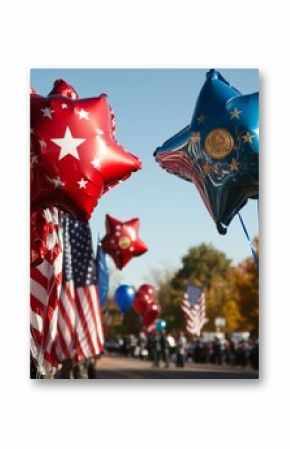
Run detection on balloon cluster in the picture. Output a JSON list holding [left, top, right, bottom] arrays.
[[154, 69, 259, 234], [113, 283, 165, 332]]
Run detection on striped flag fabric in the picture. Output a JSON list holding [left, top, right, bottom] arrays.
[[56, 213, 104, 364], [181, 284, 206, 336], [30, 207, 63, 375], [30, 208, 104, 376]]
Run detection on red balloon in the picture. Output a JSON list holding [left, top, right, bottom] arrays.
[[133, 290, 154, 316], [138, 284, 157, 302], [143, 303, 161, 327], [31, 80, 142, 221], [133, 284, 157, 316], [101, 214, 148, 270]]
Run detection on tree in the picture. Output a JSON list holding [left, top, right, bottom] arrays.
[[223, 239, 259, 334], [172, 243, 232, 290], [157, 241, 259, 334], [158, 243, 233, 332]]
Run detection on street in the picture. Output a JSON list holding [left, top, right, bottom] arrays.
[[94, 355, 258, 379]]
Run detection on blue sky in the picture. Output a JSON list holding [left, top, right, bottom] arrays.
[[31, 68, 259, 288]]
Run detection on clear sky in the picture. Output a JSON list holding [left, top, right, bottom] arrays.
[[31, 68, 259, 288]]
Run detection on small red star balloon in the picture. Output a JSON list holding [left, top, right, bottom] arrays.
[[101, 214, 148, 269], [31, 80, 142, 221]]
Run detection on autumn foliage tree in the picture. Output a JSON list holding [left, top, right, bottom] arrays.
[[156, 240, 259, 335], [222, 238, 259, 335]]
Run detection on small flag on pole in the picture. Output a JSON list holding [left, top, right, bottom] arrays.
[[181, 284, 206, 336]]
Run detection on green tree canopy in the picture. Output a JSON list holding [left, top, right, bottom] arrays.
[[157, 241, 258, 334]]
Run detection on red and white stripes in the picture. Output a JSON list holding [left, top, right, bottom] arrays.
[[181, 292, 207, 337], [30, 207, 104, 376], [30, 207, 63, 374], [55, 282, 104, 363]]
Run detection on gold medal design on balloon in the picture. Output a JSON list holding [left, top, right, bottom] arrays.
[[204, 128, 234, 159], [118, 235, 131, 250]]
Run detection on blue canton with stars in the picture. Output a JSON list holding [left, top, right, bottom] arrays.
[[61, 212, 97, 288]]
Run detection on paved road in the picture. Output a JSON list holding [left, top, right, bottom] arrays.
[[94, 356, 258, 379]]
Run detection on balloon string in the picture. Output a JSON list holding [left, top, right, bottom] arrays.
[[238, 212, 259, 270]]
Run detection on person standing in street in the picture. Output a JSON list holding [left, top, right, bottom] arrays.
[[176, 332, 187, 368], [152, 330, 162, 367], [160, 329, 170, 368], [138, 331, 148, 360]]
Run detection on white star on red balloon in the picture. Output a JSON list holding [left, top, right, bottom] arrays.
[[91, 156, 102, 168], [46, 175, 65, 188], [41, 107, 54, 119], [76, 108, 89, 120], [51, 126, 86, 160], [78, 178, 88, 189]]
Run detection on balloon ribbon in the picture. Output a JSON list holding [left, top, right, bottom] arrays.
[[238, 212, 259, 270]]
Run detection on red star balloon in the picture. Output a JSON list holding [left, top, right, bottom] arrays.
[[101, 214, 148, 269], [31, 79, 142, 221]]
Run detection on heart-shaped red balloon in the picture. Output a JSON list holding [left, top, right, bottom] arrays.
[[31, 80, 142, 221], [101, 214, 148, 270]]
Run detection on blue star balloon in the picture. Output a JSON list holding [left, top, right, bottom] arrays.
[[154, 69, 259, 234]]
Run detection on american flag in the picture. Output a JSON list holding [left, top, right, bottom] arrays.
[[181, 284, 206, 336], [30, 207, 63, 375], [30, 208, 104, 376]]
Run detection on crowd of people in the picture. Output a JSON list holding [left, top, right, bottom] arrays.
[[106, 330, 259, 371], [31, 330, 259, 378]]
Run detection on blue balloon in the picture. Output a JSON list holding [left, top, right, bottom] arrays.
[[154, 69, 259, 234], [114, 284, 136, 314], [156, 319, 166, 332]]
